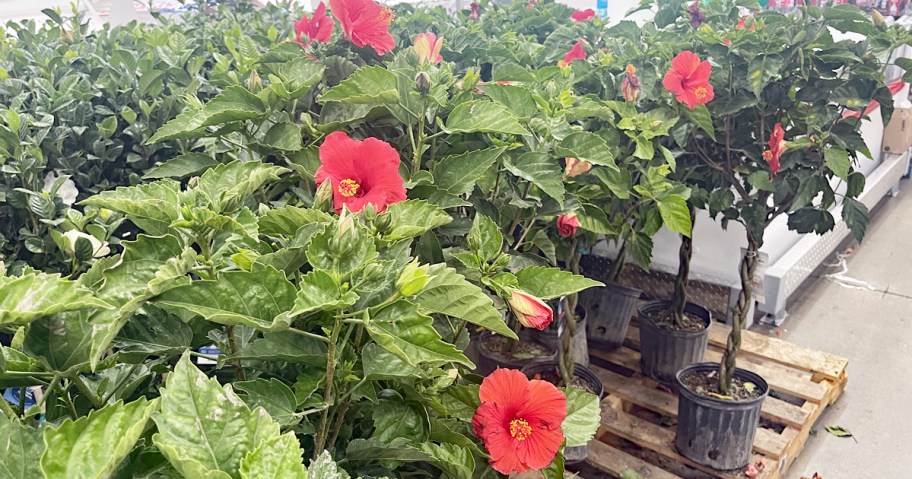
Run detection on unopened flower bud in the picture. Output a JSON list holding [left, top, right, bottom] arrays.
[[314, 179, 334, 212], [362, 203, 378, 222], [396, 260, 431, 297], [416, 71, 431, 95], [247, 69, 262, 92], [508, 289, 553, 330], [872, 10, 885, 29]]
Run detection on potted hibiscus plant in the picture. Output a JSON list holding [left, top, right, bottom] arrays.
[[645, 1, 911, 470]]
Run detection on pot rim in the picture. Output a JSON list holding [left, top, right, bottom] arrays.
[[675, 362, 769, 406], [638, 300, 711, 338], [519, 361, 605, 398], [599, 281, 642, 298]]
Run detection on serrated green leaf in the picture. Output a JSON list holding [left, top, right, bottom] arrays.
[[562, 387, 599, 447], [282, 269, 359, 318], [432, 148, 505, 196], [231, 333, 326, 366], [444, 101, 527, 135], [307, 451, 349, 479], [825, 147, 851, 180], [515, 267, 603, 300], [80, 180, 182, 236], [239, 432, 307, 479], [503, 152, 564, 205], [842, 197, 869, 242], [657, 194, 692, 236], [555, 131, 618, 169], [114, 306, 194, 356], [150, 86, 268, 142], [196, 161, 288, 212], [0, 415, 43, 478], [143, 154, 218, 180], [362, 343, 423, 380], [41, 397, 159, 479], [153, 354, 280, 479], [467, 214, 504, 262], [258, 207, 333, 237], [846, 171, 866, 198], [261, 122, 302, 152], [234, 379, 299, 427], [381, 200, 452, 241], [156, 265, 296, 332], [306, 223, 377, 279], [372, 400, 427, 443], [367, 300, 473, 367], [685, 105, 715, 141], [483, 84, 539, 118], [415, 264, 515, 339], [415, 443, 474, 479], [0, 273, 112, 326], [747, 171, 775, 192], [319, 66, 398, 104], [748, 55, 784, 97]]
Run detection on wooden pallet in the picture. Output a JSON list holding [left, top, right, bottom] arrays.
[[579, 320, 848, 479]]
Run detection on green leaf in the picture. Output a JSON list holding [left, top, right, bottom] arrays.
[[846, 171, 866, 198], [362, 343, 423, 380], [275, 58, 325, 98], [825, 425, 854, 438], [577, 204, 616, 235], [747, 55, 784, 97], [483, 84, 539, 118], [0, 414, 44, 479], [747, 171, 775, 192], [80, 180, 182, 236], [155, 265, 297, 332], [41, 397, 159, 479], [143, 154, 218, 180], [307, 451, 349, 479], [366, 300, 473, 367], [306, 223, 378, 279], [685, 105, 715, 141], [381, 200, 452, 241], [787, 208, 836, 236], [0, 273, 112, 326], [592, 167, 632, 199], [540, 451, 564, 479], [239, 433, 307, 479], [234, 379, 299, 427], [196, 161, 288, 212], [415, 443, 474, 479], [432, 148, 505, 196], [282, 269, 359, 317], [415, 264, 516, 339], [842, 197, 869, 242], [825, 148, 851, 180], [515, 267, 603, 300], [503, 152, 564, 205], [231, 333, 326, 365], [467, 214, 504, 262], [619, 468, 644, 479], [561, 387, 599, 447], [150, 86, 268, 142], [554, 131, 618, 169], [372, 400, 428, 443], [444, 101, 527, 135], [114, 306, 194, 356], [319, 66, 398, 104], [24, 310, 94, 372], [258, 207, 333, 237], [261, 122, 302, 152], [153, 353, 280, 479], [657, 194, 692, 236]]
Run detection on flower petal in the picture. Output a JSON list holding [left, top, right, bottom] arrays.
[[479, 369, 531, 406]]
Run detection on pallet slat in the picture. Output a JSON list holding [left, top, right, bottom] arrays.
[[585, 440, 685, 479]]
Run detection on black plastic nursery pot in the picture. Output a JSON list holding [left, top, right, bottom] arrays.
[[580, 282, 641, 350], [520, 361, 604, 464], [674, 362, 769, 471], [638, 300, 711, 384], [521, 301, 589, 367], [475, 331, 557, 377]]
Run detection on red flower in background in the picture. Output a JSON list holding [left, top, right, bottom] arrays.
[[472, 369, 567, 474], [315, 131, 406, 213], [557, 212, 580, 238], [571, 8, 595, 21], [663, 51, 714, 109], [507, 290, 553, 330], [413, 32, 443, 65], [294, 2, 333, 47], [558, 40, 587, 67], [765, 122, 786, 175], [330, 0, 396, 55], [469, 2, 481, 20], [736, 16, 757, 31]]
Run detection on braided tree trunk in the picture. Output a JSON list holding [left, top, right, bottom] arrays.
[[670, 207, 696, 328], [718, 235, 759, 393]]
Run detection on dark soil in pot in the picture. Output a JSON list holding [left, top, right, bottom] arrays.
[[521, 302, 590, 367], [579, 282, 641, 350], [475, 332, 557, 377], [638, 300, 710, 384], [520, 362, 605, 465], [675, 362, 769, 470]]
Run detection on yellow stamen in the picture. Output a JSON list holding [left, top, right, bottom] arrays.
[[379, 8, 395, 24], [338, 178, 360, 198], [625, 64, 636, 75], [557, 60, 568, 68], [695, 86, 708, 99], [509, 418, 533, 441], [763, 150, 773, 161]]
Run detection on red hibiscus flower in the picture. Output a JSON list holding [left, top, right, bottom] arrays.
[[507, 290, 553, 330], [413, 32, 443, 65], [472, 369, 567, 474], [736, 16, 756, 31], [663, 51, 714, 110], [294, 2, 333, 47], [329, 0, 395, 56], [558, 40, 587, 67], [571, 8, 595, 21], [765, 122, 785, 175], [557, 212, 581, 238], [469, 2, 480, 20], [315, 131, 406, 213]]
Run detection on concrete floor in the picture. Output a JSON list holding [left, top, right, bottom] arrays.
[[768, 180, 912, 478]]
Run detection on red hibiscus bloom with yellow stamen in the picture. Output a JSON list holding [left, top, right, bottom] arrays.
[[294, 2, 333, 47], [315, 131, 406, 214], [663, 51, 714, 110], [558, 40, 587, 67], [765, 122, 785, 175], [329, 0, 396, 55], [472, 369, 567, 474], [571, 8, 595, 21]]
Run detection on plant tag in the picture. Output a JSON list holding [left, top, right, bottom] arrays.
[[197, 345, 222, 365], [742, 248, 769, 304]]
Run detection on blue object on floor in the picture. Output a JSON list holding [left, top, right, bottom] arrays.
[[3, 387, 37, 409]]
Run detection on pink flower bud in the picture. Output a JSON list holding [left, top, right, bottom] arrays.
[[508, 290, 553, 330], [556, 212, 581, 238]]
